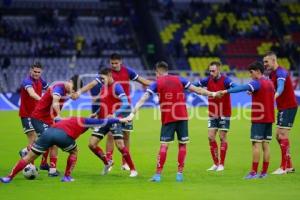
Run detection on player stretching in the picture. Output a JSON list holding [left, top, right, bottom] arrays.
[[0, 117, 128, 183], [195, 61, 236, 171], [263, 52, 298, 174], [220, 61, 274, 179], [73, 53, 151, 171], [30, 75, 82, 176], [18, 62, 48, 161], [126, 61, 217, 182], [88, 68, 138, 177]]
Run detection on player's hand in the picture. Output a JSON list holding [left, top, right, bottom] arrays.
[[246, 91, 253, 96], [274, 92, 279, 99], [215, 91, 224, 98]]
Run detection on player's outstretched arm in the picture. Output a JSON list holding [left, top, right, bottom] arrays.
[[136, 76, 152, 86], [126, 92, 150, 121], [72, 80, 98, 99], [188, 85, 217, 97]]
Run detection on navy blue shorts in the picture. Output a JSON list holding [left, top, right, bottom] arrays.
[[92, 122, 123, 140], [208, 117, 230, 131], [20, 117, 35, 134], [251, 123, 273, 142], [160, 120, 189, 144], [277, 107, 298, 129], [31, 118, 49, 137], [31, 128, 76, 155]]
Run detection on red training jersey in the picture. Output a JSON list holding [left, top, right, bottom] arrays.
[[156, 75, 188, 124], [251, 78, 275, 123], [206, 75, 231, 117], [19, 76, 47, 117], [52, 117, 87, 140], [269, 66, 297, 110], [31, 83, 67, 125]]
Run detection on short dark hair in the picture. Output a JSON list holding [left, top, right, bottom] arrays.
[[31, 62, 43, 69], [209, 61, 221, 67], [264, 51, 277, 58], [70, 75, 83, 92], [248, 61, 264, 74], [99, 67, 112, 75], [155, 61, 169, 71], [110, 53, 122, 60]]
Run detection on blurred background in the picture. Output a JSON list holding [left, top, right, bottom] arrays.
[[0, 0, 299, 108]]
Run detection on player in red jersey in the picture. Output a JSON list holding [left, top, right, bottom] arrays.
[[220, 61, 275, 179], [18, 62, 48, 157], [72, 53, 151, 171], [0, 117, 128, 183], [263, 51, 298, 174], [88, 68, 138, 177], [195, 61, 237, 172], [30, 75, 83, 176], [125, 61, 217, 182]]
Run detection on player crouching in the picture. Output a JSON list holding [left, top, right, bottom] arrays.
[[0, 117, 129, 183]]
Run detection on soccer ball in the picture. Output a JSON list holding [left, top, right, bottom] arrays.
[[23, 164, 38, 180]]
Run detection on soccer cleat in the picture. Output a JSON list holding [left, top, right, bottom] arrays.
[[19, 148, 28, 158], [258, 173, 268, 179], [286, 168, 295, 173], [121, 163, 130, 171], [207, 164, 218, 171], [0, 177, 12, 183], [61, 176, 74, 182], [150, 173, 161, 182], [101, 160, 114, 175], [176, 172, 183, 182], [48, 168, 60, 177], [244, 172, 258, 179], [39, 163, 50, 171], [272, 168, 287, 175], [129, 170, 138, 177], [216, 165, 224, 172]]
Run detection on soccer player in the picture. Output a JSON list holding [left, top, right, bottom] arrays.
[[73, 53, 151, 171], [0, 116, 129, 183], [125, 61, 218, 182], [19, 62, 48, 157], [88, 68, 138, 177], [263, 51, 298, 174], [194, 61, 236, 172], [30, 75, 83, 176], [220, 61, 275, 179]]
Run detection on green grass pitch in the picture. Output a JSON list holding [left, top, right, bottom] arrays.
[[0, 108, 300, 200]]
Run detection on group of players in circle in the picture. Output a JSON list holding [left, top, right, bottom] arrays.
[[0, 51, 298, 183]]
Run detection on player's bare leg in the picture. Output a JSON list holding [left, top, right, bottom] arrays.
[[114, 139, 137, 177], [62, 148, 78, 182], [88, 136, 111, 175], [273, 128, 290, 174], [48, 145, 59, 176], [1, 151, 39, 183], [217, 130, 228, 171], [207, 129, 219, 171]]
